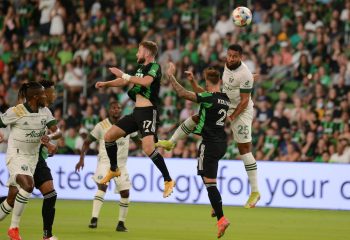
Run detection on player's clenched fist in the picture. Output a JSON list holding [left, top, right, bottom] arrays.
[[167, 62, 176, 76], [95, 81, 106, 88], [184, 71, 195, 82]]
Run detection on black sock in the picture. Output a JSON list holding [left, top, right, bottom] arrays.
[[149, 150, 171, 181], [42, 190, 57, 238], [206, 184, 223, 220], [105, 141, 118, 171]]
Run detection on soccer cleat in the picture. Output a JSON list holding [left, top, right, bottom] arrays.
[[116, 221, 128, 232], [155, 140, 175, 151], [8, 227, 22, 240], [217, 216, 230, 238], [88, 217, 98, 228], [100, 169, 121, 184], [211, 208, 216, 218], [163, 180, 176, 198], [43, 236, 58, 240], [244, 192, 261, 208]]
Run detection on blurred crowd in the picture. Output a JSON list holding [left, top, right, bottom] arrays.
[[0, 0, 350, 163]]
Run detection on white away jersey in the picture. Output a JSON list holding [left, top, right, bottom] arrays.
[[222, 62, 254, 110], [0, 104, 57, 155], [90, 118, 135, 166]]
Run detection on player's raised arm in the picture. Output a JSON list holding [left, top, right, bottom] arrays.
[[185, 70, 205, 93], [167, 63, 197, 102]]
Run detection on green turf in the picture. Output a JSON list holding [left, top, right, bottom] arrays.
[[1, 199, 349, 240]]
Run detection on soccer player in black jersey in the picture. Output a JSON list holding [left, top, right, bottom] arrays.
[[166, 63, 230, 238], [95, 41, 175, 198], [34, 80, 62, 240]]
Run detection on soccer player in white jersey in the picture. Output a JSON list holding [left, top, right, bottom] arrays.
[[0, 82, 58, 240], [223, 44, 260, 208], [157, 44, 260, 208], [75, 101, 140, 232]]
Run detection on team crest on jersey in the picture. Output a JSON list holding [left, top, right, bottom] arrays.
[[41, 119, 46, 126], [21, 165, 28, 171], [229, 77, 234, 83]]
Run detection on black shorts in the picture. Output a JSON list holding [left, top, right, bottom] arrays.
[[197, 141, 227, 178], [116, 106, 159, 139], [34, 157, 53, 189]]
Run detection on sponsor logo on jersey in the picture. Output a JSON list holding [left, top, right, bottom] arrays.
[[25, 130, 46, 138], [229, 77, 234, 83]]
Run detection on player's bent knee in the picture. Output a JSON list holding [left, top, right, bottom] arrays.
[[39, 180, 54, 195], [120, 190, 129, 198], [105, 126, 126, 142], [97, 184, 108, 192]]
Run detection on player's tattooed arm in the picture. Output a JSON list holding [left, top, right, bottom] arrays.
[[185, 70, 205, 93], [167, 63, 197, 102]]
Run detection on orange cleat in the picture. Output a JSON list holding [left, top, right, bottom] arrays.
[[8, 227, 22, 240], [217, 216, 230, 238], [163, 180, 176, 198], [99, 169, 121, 184]]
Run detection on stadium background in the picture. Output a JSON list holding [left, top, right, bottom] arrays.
[[0, 0, 350, 239]]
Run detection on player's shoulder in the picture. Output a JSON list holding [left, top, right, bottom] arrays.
[[239, 63, 253, 77], [11, 104, 27, 117], [39, 106, 52, 114], [98, 118, 112, 129]]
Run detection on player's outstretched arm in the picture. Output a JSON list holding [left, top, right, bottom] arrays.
[[167, 63, 197, 102], [185, 70, 205, 93], [109, 67, 154, 87], [95, 78, 129, 88]]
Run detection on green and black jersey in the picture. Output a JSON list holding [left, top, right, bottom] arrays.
[[127, 62, 161, 107], [193, 91, 230, 142]]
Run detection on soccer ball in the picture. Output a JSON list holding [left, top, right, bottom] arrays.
[[232, 7, 252, 27]]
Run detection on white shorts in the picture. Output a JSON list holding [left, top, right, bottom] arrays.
[[228, 108, 254, 144], [6, 153, 38, 187], [92, 159, 131, 193]]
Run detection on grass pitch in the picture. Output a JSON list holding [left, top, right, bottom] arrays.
[[0, 199, 349, 240]]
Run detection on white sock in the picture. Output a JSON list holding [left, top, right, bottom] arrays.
[[241, 152, 259, 192], [170, 117, 196, 143], [0, 199, 13, 221], [118, 197, 129, 222], [10, 189, 30, 228], [92, 190, 106, 218]]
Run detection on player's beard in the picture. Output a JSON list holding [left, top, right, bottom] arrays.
[[137, 57, 146, 64], [226, 61, 241, 70]]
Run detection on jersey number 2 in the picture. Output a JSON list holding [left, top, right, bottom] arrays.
[[216, 109, 227, 126]]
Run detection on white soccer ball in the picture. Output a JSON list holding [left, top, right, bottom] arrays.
[[232, 6, 252, 27]]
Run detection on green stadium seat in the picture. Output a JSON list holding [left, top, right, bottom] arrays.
[[282, 80, 300, 96], [267, 92, 280, 103], [261, 80, 274, 90]]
